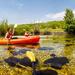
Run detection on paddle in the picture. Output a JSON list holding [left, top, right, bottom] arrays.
[[11, 24, 18, 39], [12, 24, 17, 34], [14, 24, 17, 29]]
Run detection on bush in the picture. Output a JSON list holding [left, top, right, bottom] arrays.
[[34, 30, 40, 35], [44, 31, 52, 35], [66, 25, 75, 34]]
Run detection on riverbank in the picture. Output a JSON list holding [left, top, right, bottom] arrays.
[[36, 28, 65, 35]]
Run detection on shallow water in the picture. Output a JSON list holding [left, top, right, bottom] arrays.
[[0, 34, 75, 75]]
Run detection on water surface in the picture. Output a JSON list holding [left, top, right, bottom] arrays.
[[0, 34, 75, 75]]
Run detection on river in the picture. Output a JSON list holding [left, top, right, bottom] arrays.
[[0, 34, 75, 75]]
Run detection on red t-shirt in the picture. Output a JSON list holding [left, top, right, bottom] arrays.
[[5, 32, 13, 39]]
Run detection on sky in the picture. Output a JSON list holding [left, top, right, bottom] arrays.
[[0, 0, 75, 24]]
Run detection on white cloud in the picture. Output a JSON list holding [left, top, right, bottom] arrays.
[[52, 11, 65, 20], [36, 10, 75, 23], [46, 11, 65, 21], [45, 10, 75, 21]]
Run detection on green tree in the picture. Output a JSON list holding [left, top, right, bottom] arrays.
[[64, 9, 75, 34], [64, 9, 74, 25], [0, 20, 9, 36]]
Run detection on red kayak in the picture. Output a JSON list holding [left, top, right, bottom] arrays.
[[0, 36, 40, 45]]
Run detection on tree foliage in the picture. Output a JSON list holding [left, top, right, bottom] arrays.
[[64, 9, 74, 25], [0, 20, 65, 36], [0, 20, 9, 36], [64, 9, 75, 34]]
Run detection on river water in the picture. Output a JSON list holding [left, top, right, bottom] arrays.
[[0, 34, 75, 75]]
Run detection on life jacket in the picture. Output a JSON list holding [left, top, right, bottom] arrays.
[[6, 32, 13, 39]]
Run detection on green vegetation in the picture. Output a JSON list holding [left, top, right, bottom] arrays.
[[0, 20, 9, 36], [0, 8, 75, 36], [0, 20, 65, 36], [64, 9, 75, 34]]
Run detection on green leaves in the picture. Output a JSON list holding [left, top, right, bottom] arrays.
[[64, 9, 74, 25], [0, 20, 9, 36], [64, 9, 75, 34]]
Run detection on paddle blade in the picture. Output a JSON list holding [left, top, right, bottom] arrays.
[[14, 24, 17, 28]]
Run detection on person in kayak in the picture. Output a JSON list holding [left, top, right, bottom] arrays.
[[5, 27, 14, 39], [24, 31, 30, 37]]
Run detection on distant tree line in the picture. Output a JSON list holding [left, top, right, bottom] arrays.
[[0, 20, 65, 36], [0, 8, 75, 36]]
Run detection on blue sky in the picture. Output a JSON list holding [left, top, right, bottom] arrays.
[[0, 0, 75, 24]]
